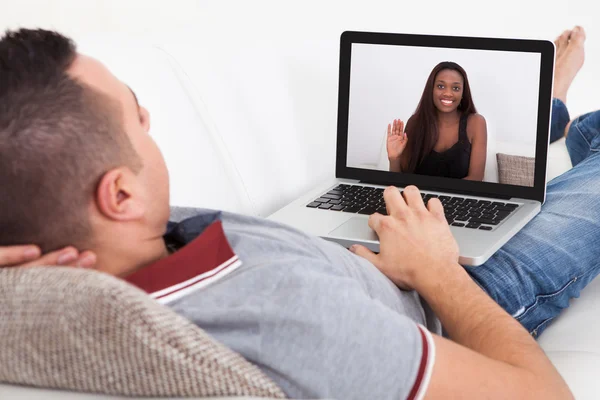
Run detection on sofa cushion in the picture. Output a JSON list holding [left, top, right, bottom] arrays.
[[496, 153, 535, 186], [0, 266, 285, 398]]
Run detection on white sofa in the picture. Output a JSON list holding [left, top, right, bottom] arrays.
[[2, 36, 599, 399]]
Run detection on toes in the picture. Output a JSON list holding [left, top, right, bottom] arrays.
[[555, 30, 570, 58], [558, 29, 570, 43], [569, 26, 586, 45]]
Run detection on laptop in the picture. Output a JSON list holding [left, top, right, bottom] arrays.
[[269, 31, 555, 266]]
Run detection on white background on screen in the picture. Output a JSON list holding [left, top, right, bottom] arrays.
[[346, 44, 541, 168]]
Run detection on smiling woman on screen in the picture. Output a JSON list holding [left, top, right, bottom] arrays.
[[387, 61, 487, 181]]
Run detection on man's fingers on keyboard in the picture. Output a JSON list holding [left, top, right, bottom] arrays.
[[383, 186, 406, 216], [368, 212, 386, 232], [427, 198, 446, 220], [402, 186, 426, 210]]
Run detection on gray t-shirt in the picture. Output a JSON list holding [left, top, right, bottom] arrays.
[[168, 210, 441, 399]]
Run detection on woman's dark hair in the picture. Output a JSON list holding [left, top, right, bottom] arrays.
[[402, 61, 477, 172]]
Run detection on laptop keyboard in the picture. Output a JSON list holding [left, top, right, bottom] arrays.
[[306, 184, 520, 230]]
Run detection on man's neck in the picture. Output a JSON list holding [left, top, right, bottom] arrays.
[[93, 233, 170, 278]]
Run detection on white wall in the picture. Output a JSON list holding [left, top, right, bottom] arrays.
[[0, 0, 595, 114], [347, 44, 541, 167]]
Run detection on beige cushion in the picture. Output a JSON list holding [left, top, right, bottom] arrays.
[[0, 267, 286, 398], [496, 153, 535, 187]]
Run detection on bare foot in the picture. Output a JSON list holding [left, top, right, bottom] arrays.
[[553, 26, 586, 103], [554, 30, 570, 59]]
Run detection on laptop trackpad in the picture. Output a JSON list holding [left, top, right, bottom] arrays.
[[329, 217, 379, 241]]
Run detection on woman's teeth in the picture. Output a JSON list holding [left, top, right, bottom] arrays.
[[441, 99, 453, 106]]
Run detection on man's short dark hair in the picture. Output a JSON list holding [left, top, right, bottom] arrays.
[[0, 29, 142, 253]]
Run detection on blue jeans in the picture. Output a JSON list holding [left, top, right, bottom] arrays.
[[467, 98, 600, 338]]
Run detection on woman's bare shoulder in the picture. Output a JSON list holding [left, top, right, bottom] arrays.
[[467, 113, 486, 125], [466, 113, 487, 141]]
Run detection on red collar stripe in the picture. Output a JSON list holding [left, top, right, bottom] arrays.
[[153, 255, 241, 304], [125, 220, 241, 304]]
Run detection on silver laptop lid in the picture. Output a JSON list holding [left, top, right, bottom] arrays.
[[335, 31, 555, 203]]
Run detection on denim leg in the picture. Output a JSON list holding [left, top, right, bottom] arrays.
[[550, 98, 571, 144], [565, 110, 600, 166], [467, 137, 600, 338]]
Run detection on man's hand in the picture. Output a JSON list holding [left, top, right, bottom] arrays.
[[350, 185, 459, 290], [352, 186, 574, 399], [0, 245, 96, 268]]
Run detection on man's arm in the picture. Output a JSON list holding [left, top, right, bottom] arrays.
[[351, 186, 573, 399], [419, 262, 570, 399]]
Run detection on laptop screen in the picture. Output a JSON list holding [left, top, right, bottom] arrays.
[[336, 32, 555, 202]]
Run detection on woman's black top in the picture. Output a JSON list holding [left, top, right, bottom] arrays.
[[414, 113, 471, 179]]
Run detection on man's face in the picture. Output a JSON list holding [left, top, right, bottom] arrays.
[[68, 54, 171, 230]]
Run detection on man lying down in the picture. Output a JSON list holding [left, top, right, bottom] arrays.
[[1, 27, 595, 399]]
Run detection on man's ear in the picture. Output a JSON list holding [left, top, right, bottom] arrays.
[[95, 168, 145, 221], [140, 106, 151, 133]]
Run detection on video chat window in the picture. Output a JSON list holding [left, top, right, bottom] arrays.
[[346, 43, 542, 187]]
